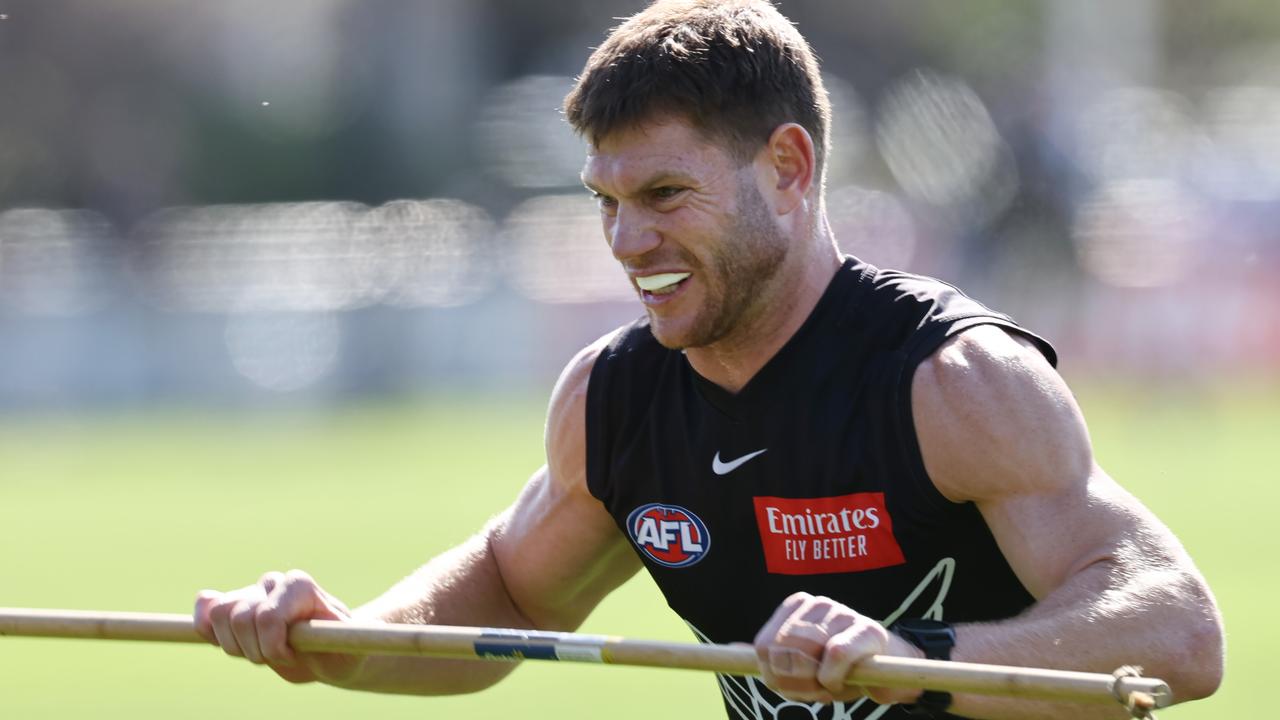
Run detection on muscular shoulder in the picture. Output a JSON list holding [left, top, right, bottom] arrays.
[[544, 330, 620, 491], [911, 324, 1092, 503]]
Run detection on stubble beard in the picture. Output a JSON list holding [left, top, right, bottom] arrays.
[[650, 179, 790, 351]]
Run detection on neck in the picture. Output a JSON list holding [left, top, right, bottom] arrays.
[[685, 220, 842, 394]]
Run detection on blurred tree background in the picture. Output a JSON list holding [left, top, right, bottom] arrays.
[[0, 0, 1275, 405]]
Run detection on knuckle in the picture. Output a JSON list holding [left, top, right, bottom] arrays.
[[193, 592, 217, 622], [255, 613, 284, 641], [254, 603, 279, 624], [817, 669, 841, 693], [779, 617, 826, 645], [229, 602, 256, 630], [285, 568, 313, 584], [783, 591, 812, 609], [258, 570, 285, 590], [207, 597, 233, 622], [824, 640, 853, 663], [832, 605, 859, 623], [797, 596, 834, 623]]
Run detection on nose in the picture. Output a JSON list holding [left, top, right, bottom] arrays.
[[607, 203, 662, 262]]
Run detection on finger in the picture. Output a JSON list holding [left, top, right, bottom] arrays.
[[255, 601, 298, 667], [285, 568, 351, 619], [753, 593, 811, 689], [753, 592, 811, 649], [259, 570, 285, 594], [258, 573, 321, 666], [253, 570, 293, 666], [767, 645, 820, 679], [229, 599, 266, 664], [208, 596, 244, 658], [193, 590, 220, 645], [818, 605, 856, 637], [774, 594, 834, 656], [757, 595, 838, 699], [258, 570, 349, 666], [816, 621, 890, 697], [764, 647, 833, 704]]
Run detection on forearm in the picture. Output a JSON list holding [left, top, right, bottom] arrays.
[[944, 560, 1224, 719], [335, 523, 535, 695]]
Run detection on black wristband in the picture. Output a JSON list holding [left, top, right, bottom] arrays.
[[891, 619, 956, 717]]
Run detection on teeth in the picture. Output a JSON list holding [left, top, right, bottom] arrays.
[[636, 272, 691, 292]]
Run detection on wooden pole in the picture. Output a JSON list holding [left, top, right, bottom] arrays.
[[0, 607, 1170, 709]]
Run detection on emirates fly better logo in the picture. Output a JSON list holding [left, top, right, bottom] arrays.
[[626, 503, 711, 567], [753, 492, 906, 575]]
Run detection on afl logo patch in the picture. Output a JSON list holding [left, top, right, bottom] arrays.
[[626, 503, 711, 568]]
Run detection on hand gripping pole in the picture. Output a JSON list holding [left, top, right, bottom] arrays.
[[0, 607, 1171, 713]]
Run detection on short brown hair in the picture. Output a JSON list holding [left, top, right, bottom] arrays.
[[564, 0, 830, 177]]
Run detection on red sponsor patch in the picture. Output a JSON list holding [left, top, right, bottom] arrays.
[[752, 492, 906, 575]]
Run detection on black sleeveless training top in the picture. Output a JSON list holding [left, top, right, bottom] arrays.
[[584, 257, 1057, 720]]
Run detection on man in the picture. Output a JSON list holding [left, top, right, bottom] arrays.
[[195, 2, 1224, 718]]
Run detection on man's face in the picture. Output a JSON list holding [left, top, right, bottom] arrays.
[[581, 118, 789, 350]]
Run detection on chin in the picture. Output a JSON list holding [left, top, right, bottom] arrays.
[[648, 324, 689, 350], [646, 314, 695, 350], [648, 312, 725, 351]]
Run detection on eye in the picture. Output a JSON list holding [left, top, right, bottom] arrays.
[[651, 186, 684, 201], [592, 192, 618, 212]]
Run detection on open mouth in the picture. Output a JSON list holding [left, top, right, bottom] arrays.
[[635, 272, 691, 296]]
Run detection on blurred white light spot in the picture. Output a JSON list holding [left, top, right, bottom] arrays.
[[826, 186, 917, 270], [1073, 180, 1201, 288], [138, 199, 497, 313], [0, 208, 115, 316], [1195, 85, 1280, 202], [261, 101, 270, 107], [225, 308, 341, 392], [875, 70, 1011, 208], [476, 75, 587, 188], [363, 199, 495, 308], [503, 194, 632, 304], [1076, 87, 1197, 182], [137, 201, 382, 313]]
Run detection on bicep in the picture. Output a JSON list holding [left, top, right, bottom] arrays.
[[490, 336, 641, 631], [491, 465, 640, 631], [912, 326, 1185, 599]]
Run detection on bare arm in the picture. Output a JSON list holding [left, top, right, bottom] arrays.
[[753, 325, 1224, 718], [194, 335, 640, 695], [910, 325, 1223, 718]]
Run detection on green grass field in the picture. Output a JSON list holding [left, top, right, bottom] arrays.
[[0, 380, 1270, 718]]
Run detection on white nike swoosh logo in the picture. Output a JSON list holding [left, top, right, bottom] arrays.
[[712, 448, 768, 475]]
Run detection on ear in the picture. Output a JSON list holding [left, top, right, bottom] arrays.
[[761, 123, 816, 215]]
